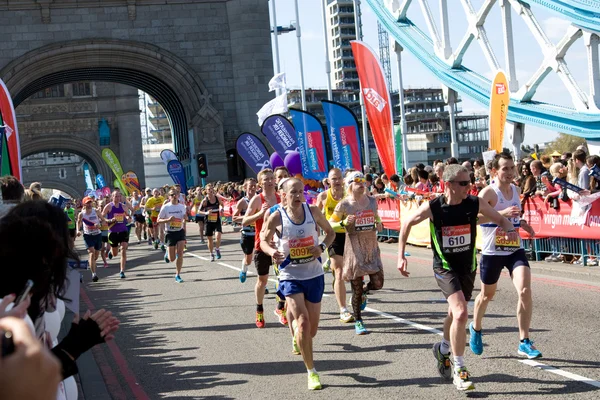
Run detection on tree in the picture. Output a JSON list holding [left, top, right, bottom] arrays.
[[546, 133, 587, 154]]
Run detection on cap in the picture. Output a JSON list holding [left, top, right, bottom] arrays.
[[345, 171, 365, 187], [82, 196, 93, 204], [550, 151, 562, 157]]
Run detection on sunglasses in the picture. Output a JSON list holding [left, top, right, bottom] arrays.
[[348, 177, 366, 184], [451, 180, 471, 187]]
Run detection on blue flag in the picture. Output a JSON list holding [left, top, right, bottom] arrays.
[[289, 109, 328, 181], [235, 132, 271, 174], [167, 160, 187, 194], [321, 100, 362, 172], [95, 174, 106, 189], [260, 115, 298, 159]]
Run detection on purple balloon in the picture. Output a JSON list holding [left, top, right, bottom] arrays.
[[284, 151, 302, 176], [270, 152, 284, 169]]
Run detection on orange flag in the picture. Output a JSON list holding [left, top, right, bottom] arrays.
[[489, 71, 510, 153]]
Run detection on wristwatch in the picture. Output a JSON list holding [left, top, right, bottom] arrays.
[[319, 243, 327, 252]]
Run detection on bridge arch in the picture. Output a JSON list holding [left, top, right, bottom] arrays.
[[1, 39, 223, 161]]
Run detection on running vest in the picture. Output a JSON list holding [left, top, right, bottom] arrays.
[[254, 193, 281, 251], [82, 209, 101, 235], [240, 197, 256, 236], [65, 207, 75, 229], [429, 195, 479, 273], [324, 188, 345, 233], [107, 202, 127, 233], [277, 203, 323, 281], [203, 196, 220, 224], [480, 184, 522, 256], [131, 198, 142, 215]]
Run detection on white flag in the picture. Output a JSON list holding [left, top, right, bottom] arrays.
[[268, 72, 287, 92], [257, 92, 288, 126]]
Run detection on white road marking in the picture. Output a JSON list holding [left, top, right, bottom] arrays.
[[187, 251, 600, 389]]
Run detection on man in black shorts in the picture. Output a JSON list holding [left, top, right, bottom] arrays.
[[397, 164, 518, 392], [233, 178, 258, 283]]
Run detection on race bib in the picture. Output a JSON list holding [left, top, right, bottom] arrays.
[[441, 224, 471, 253], [208, 212, 218, 222], [495, 227, 520, 252], [289, 237, 316, 264], [114, 213, 125, 223], [169, 218, 183, 230], [355, 209, 375, 231]]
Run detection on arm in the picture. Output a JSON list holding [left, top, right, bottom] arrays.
[[397, 201, 433, 277], [315, 191, 327, 212], [76, 212, 83, 237], [242, 196, 267, 226], [479, 200, 519, 239], [156, 205, 173, 224], [310, 205, 335, 258], [259, 211, 284, 263], [232, 199, 246, 223]]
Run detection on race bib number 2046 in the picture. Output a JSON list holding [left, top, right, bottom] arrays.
[[441, 224, 471, 252]]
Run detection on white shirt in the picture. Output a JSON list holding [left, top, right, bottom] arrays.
[[158, 202, 187, 232]]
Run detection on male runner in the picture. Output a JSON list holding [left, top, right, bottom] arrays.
[[199, 184, 223, 261], [242, 169, 280, 328], [397, 164, 518, 391], [470, 153, 541, 358], [131, 191, 144, 244], [102, 190, 133, 279], [145, 189, 164, 250], [77, 196, 104, 282], [193, 187, 206, 244], [64, 201, 76, 248], [233, 178, 258, 283], [261, 178, 335, 390], [157, 189, 187, 283], [316, 168, 353, 323], [272, 168, 290, 324]]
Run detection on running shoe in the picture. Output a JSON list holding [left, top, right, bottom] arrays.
[[210, 253, 215, 262], [264, 287, 269, 295], [274, 308, 288, 326], [360, 293, 368, 311], [469, 322, 483, 355], [215, 248, 221, 259], [518, 339, 542, 359], [143, 232, 147, 240], [239, 270, 247, 283], [148, 238, 152, 245], [103, 262, 108, 268], [339, 310, 354, 323], [119, 271, 126, 279], [307, 372, 322, 390], [432, 342, 452, 380], [164, 254, 170, 263], [354, 320, 368, 335], [153, 241, 159, 250], [161, 244, 166, 252], [175, 275, 183, 283], [108, 252, 113, 260], [256, 311, 265, 328], [453, 367, 475, 391], [137, 240, 141, 245], [92, 275, 99, 283], [322, 258, 331, 273], [200, 239, 206, 244]]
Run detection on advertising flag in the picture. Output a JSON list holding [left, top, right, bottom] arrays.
[[394, 124, 403, 174], [83, 163, 95, 190], [102, 187, 111, 197], [489, 70, 510, 153], [160, 149, 178, 166], [260, 114, 298, 159], [121, 171, 141, 194], [321, 100, 362, 172], [351, 40, 396, 178], [101, 148, 128, 195], [289, 109, 328, 181], [0, 78, 22, 181], [235, 132, 272, 174], [96, 174, 106, 189], [167, 160, 187, 194]]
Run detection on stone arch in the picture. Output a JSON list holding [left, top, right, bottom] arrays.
[[1, 39, 223, 161], [20, 136, 110, 180]]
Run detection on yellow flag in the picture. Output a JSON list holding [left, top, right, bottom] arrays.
[[489, 71, 510, 153]]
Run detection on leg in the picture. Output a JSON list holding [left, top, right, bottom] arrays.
[[255, 275, 269, 305], [472, 283, 497, 331], [286, 293, 316, 369], [87, 247, 96, 275], [215, 231, 222, 248], [447, 291, 469, 357], [168, 245, 177, 263], [350, 277, 363, 321], [120, 242, 128, 272], [175, 240, 185, 276], [207, 235, 214, 254], [366, 269, 384, 291], [331, 256, 346, 310], [511, 265, 532, 340]]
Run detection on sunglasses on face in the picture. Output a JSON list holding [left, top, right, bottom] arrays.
[[349, 177, 366, 184], [451, 180, 471, 187]]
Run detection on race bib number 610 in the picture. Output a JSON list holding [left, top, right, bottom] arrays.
[[441, 224, 471, 252]]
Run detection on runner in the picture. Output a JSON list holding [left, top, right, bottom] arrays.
[[131, 191, 144, 244], [329, 171, 384, 334], [242, 168, 280, 328], [141, 188, 152, 244], [193, 187, 206, 244], [97, 198, 110, 267], [316, 168, 353, 323], [157, 189, 187, 283], [77, 196, 104, 282], [260, 177, 335, 390], [144, 189, 164, 250], [199, 184, 223, 262], [102, 190, 133, 279], [397, 164, 519, 391], [233, 178, 258, 283], [272, 167, 290, 324], [64, 201, 76, 248], [470, 152, 540, 359]]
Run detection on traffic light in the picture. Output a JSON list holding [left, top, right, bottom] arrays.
[[197, 153, 208, 178]]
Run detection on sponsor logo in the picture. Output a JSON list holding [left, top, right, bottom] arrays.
[[495, 83, 506, 95], [363, 88, 387, 112]]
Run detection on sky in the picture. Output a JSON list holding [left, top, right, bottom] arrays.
[[268, 0, 592, 147]]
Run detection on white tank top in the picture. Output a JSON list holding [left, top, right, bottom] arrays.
[[277, 203, 324, 281], [480, 184, 522, 255], [82, 209, 101, 235]]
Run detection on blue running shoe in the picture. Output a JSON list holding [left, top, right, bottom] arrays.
[[119, 271, 126, 279], [360, 293, 368, 311], [175, 275, 183, 283], [518, 339, 542, 359], [469, 322, 483, 355], [215, 248, 221, 259], [355, 320, 368, 335], [108, 252, 113, 260], [161, 244, 166, 252], [239, 270, 247, 283], [164, 254, 170, 263]]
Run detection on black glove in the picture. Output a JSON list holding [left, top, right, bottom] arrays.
[[51, 318, 105, 378]]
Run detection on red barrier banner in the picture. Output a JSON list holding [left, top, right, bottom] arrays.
[[522, 197, 600, 239], [377, 198, 400, 231]]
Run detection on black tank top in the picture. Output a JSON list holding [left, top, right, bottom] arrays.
[[429, 195, 479, 274], [202, 196, 220, 223]]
